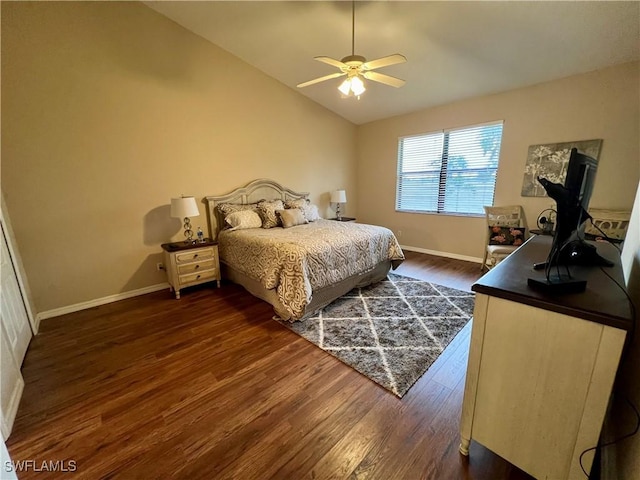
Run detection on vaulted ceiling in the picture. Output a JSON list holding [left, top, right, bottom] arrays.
[[145, 1, 640, 125]]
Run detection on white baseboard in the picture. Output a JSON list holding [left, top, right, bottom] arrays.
[[36, 283, 170, 321], [35, 248, 479, 321], [400, 244, 483, 264]]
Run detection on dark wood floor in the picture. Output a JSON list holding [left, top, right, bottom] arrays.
[[7, 251, 533, 480]]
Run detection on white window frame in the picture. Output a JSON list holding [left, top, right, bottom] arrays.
[[396, 120, 504, 216]]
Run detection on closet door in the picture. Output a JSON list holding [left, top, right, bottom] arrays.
[[0, 322, 24, 439], [0, 222, 31, 438], [1, 223, 31, 365]]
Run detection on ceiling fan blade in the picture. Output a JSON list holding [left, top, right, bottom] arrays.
[[314, 56, 348, 69], [362, 71, 405, 88], [297, 72, 346, 88], [362, 54, 407, 71]]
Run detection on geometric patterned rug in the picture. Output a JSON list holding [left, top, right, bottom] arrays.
[[279, 273, 475, 398]]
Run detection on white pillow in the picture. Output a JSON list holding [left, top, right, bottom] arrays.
[[303, 204, 321, 222], [284, 199, 321, 222], [225, 210, 263, 231]]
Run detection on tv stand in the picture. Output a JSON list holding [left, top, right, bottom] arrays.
[[460, 235, 632, 479]]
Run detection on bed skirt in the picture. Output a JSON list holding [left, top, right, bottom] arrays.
[[221, 260, 393, 321]]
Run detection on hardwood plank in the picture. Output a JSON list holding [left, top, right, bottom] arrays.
[[6, 252, 533, 479]]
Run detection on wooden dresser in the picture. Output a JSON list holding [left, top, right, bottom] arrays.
[[460, 235, 633, 479]]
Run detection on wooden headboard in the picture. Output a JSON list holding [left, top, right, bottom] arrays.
[[205, 179, 309, 240]]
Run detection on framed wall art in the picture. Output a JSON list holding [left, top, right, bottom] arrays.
[[521, 139, 602, 197]]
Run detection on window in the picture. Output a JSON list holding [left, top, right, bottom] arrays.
[[396, 121, 504, 215]]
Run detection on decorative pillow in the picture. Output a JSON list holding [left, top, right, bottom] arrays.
[[276, 208, 308, 228], [257, 199, 285, 228], [284, 198, 321, 222], [489, 226, 526, 246], [216, 202, 257, 218], [224, 210, 263, 231], [284, 198, 306, 210]]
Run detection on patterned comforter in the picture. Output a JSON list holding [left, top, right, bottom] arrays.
[[218, 219, 405, 320]]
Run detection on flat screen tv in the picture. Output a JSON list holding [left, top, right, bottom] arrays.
[[528, 147, 613, 293]]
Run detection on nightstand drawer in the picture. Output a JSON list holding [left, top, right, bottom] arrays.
[[177, 259, 215, 275], [179, 269, 217, 286], [175, 247, 216, 264]]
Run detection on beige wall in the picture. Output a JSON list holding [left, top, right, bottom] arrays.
[[356, 62, 640, 260], [1, 2, 356, 313], [3, 2, 638, 315]]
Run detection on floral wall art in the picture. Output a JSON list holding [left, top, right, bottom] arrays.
[[520, 139, 603, 197]]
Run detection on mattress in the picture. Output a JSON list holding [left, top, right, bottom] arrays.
[[218, 219, 405, 320]]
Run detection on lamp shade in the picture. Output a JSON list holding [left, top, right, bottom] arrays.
[[171, 196, 200, 218], [331, 190, 347, 203]]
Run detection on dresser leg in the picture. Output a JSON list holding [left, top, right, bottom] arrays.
[[459, 438, 470, 456], [175, 290, 181, 299], [217, 280, 221, 288]]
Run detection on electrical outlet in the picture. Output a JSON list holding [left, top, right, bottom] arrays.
[[397, 230, 403, 237], [156, 263, 164, 271]]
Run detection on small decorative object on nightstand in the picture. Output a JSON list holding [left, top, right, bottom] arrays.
[[328, 216, 356, 222], [330, 189, 347, 221], [161, 239, 221, 299]]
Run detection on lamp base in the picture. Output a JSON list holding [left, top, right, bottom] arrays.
[[183, 217, 195, 243]]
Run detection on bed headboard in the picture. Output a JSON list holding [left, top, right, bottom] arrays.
[[205, 179, 309, 240]]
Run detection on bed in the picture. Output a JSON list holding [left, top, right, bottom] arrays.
[[205, 179, 404, 321]]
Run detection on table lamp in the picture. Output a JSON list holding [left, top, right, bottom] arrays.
[[331, 190, 347, 220], [171, 196, 200, 243]]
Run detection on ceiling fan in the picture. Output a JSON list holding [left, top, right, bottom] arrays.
[[297, 1, 407, 98]]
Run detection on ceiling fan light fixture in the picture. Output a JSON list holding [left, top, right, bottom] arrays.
[[338, 78, 351, 96], [338, 75, 366, 97], [351, 75, 365, 95], [298, 0, 406, 95]]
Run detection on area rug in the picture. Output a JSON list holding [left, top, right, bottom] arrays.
[[281, 273, 475, 398]]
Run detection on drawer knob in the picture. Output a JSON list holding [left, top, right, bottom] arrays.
[[193, 254, 198, 258], [195, 264, 200, 269], [196, 275, 201, 279]]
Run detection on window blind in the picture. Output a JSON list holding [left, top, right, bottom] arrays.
[[396, 121, 503, 215]]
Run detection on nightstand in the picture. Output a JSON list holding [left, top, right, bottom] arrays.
[[328, 217, 356, 222], [161, 239, 221, 299]]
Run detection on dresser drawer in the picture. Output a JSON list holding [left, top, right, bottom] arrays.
[[175, 247, 216, 264], [178, 269, 217, 286], [177, 259, 215, 275]]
